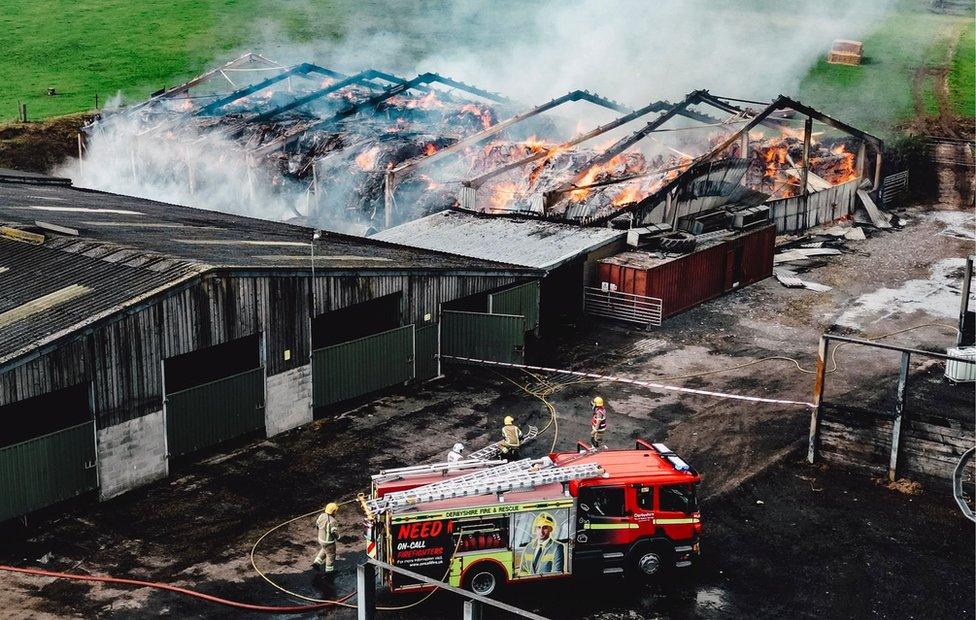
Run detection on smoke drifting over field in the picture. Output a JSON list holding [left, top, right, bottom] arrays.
[[65, 0, 892, 230]]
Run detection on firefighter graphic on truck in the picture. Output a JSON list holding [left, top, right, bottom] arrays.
[[515, 511, 567, 576]]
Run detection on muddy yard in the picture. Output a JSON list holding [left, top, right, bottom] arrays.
[[1, 208, 973, 619]]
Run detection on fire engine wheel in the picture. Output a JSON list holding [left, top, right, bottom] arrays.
[[463, 564, 504, 597], [626, 542, 672, 582]]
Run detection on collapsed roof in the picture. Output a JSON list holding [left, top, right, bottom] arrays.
[[81, 54, 883, 234]]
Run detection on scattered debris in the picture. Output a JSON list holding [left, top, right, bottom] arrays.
[[774, 248, 842, 264], [775, 269, 833, 292], [844, 227, 866, 241], [857, 189, 892, 229]]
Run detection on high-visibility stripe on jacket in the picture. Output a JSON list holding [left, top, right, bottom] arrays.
[[316, 513, 337, 545], [592, 407, 607, 431], [502, 424, 523, 447]]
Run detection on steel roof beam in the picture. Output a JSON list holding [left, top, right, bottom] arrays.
[[195, 63, 347, 116], [587, 95, 794, 227], [251, 69, 408, 123], [131, 53, 283, 113], [389, 90, 631, 180]]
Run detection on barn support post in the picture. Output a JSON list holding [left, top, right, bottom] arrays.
[[384, 171, 395, 229], [807, 335, 829, 463], [856, 141, 867, 183], [800, 115, 812, 229], [77, 133, 85, 178], [357, 562, 376, 620], [888, 352, 911, 482], [873, 150, 883, 190]]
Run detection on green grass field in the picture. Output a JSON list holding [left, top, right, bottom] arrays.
[[2, 0, 972, 135], [0, 0, 528, 121], [798, 2, 971, 138], [948, 19, 975, 118]]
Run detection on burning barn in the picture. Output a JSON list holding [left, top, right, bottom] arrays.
[[76, 55, 883, 326]]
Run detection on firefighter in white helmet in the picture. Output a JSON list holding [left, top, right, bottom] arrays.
[[500, 415, 523, 461], [590, 396, 608, 447], [447, 442, 464, 464], [313, 502, 339, 573]]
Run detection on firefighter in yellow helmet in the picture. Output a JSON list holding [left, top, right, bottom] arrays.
[[500, 415, 523, 461], [517, 512, 566, 576], [313, 502, 339, 573], [590, 396, 607, 447]]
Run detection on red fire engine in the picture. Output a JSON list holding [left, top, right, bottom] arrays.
[[361, 439, 701, 596]]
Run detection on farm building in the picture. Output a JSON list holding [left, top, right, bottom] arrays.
[[0, 172, 540, 521], [374, 209, 627, 325]]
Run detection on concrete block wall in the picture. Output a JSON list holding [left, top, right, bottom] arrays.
[[96, 410, 168, 500], [265, 363, 312, 437]]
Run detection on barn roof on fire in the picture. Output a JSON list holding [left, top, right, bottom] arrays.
[[374, 209, 625, 270]]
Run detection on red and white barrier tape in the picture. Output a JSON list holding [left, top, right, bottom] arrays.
[[440, 355, 815, 409]]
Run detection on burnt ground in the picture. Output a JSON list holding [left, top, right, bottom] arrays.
[[0, 206, 973, 619]]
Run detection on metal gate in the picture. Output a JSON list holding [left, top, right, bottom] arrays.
[[312, 325, 415, 407], [414, 324, 439, 381], [441, 311, 526, 364], [489, 281, 540, 334], [0, 421, 97, 521], [165, 367, 266, 458]]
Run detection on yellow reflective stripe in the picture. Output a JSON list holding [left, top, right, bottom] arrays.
[[583, 523, 639, 530], [653, 518, 700, 525]]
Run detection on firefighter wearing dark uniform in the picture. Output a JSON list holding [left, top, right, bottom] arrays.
[[500, 415, 523, 461], [590, 396, 607, 447]]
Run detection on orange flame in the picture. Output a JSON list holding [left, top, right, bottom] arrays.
[[488, 182, 519, 212], [355, 147, 379, 171], [424, 143, 438, 156]]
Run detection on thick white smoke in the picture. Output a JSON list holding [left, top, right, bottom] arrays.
[[62, 0, 893, 228]]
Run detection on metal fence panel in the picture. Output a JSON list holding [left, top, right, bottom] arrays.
[[441, 311, 526, 364], [584, 287, 662, 326], [880, 170, 909, 207], [313, 325, 415, 407], [0, 421, 97, 521], [414, 324, 439, 382], [490, 281, 541, 333], [166, 367, 265, 458]]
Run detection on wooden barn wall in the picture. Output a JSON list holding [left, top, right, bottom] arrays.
[[767, 179, 860, 233], [0, 272, 518, 429], [820, 406, 975, 484]]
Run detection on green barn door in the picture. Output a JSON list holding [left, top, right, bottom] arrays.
[[0, 422, 97, 522], [165, 367, 266, 458], [441, 310, 526, 364], [312, 325, 415, 408], [489, 281, 541, 335]]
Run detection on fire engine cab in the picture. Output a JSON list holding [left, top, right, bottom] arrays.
[[361, 439, 700, 597]]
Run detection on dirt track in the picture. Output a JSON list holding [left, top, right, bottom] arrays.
[[0, 207, 973, 618]]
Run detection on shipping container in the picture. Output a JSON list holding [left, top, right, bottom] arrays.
[[595, 225, 775, 319]]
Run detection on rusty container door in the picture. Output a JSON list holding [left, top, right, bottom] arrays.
[[739, 225, 776, 286]]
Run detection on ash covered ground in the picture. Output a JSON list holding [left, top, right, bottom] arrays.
[[0, 208, 972, 619]]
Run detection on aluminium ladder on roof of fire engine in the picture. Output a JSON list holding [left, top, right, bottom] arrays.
[[466, 425, 540, 462], [363, 457, 605, 518], [371, 459, 506, 484]]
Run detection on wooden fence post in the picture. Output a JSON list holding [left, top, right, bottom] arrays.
[[888, 352, 911, 482], [808, 335, 829, 463]]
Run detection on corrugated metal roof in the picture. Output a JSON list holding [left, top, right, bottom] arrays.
[[0, 180, 533, 273], [374, 210, 625, 270], [0, 236, 203, 366]]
